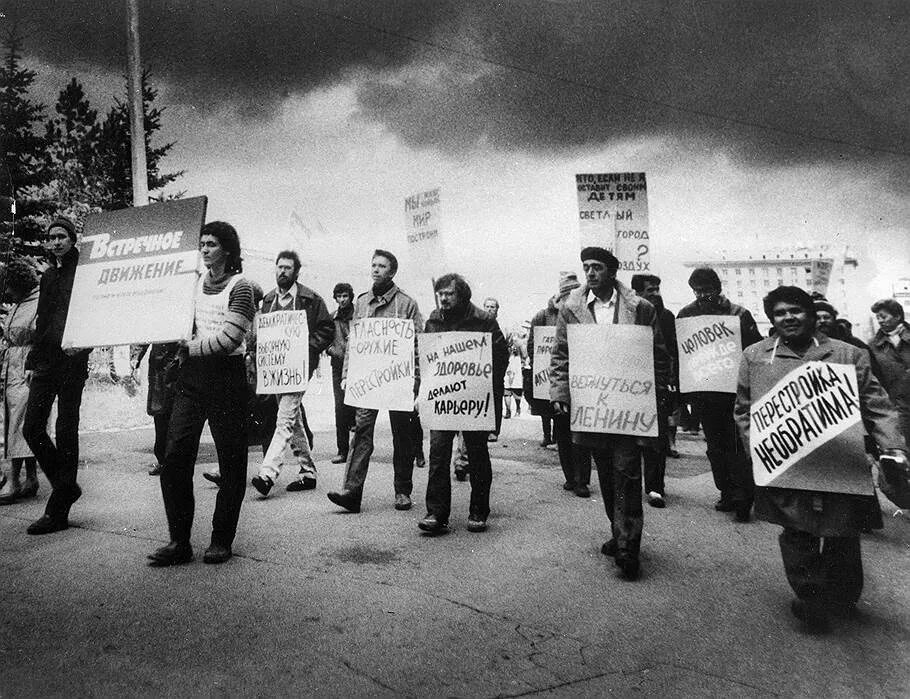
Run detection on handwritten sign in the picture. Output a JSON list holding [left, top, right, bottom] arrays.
[[344, 318, 415, 411], [575, 172, 649, 272], [256, 310, 309, 394], [676, 315, 741, 393], [750, 361, 868, 494], [532, 327, 557, 400], [418, 332, 495, 430], [567, 324, 658, 437], [404, 187, 445, 278], [63, 196, 206, 348]]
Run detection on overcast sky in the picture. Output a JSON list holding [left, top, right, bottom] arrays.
[[5, 0, 909, 329]]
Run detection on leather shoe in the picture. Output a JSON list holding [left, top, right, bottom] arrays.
[[734, 503, 752, 522], [466, 518, 487, 533], [202, 470, 222, 486], [714, 497, 735, 512], [601, 538, 617, 557], [487, 433, 498, 442], [330, 453, 348, 464], [574, 484, 590, 498], [647, 491, 666, 508], [327, 490, 361, 513], [148, 463, 163, 476], [19, 479, 39, 498], [27, 514, 69, 535], [394, 493, 412, 511], [203, 543, 232, 564], [0, 487, 24, 505], [286, 476, 316, 492], [454, 468, 468, 482], [251, 475, 274, 496], [617, 557, 640, 580], [147, 541, 193, 567], [418, 513, 448, 534]]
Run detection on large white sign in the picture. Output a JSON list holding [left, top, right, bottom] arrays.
[[567, 324, 658, 437], [404, 188, 445, 278], [344, 318, 415, 411], [63, 197, 206, 348], [750, 361, 868, 494], [418, 331, 495, 431], [531, 327, 557, 401], [256, 310, 309, 395], [676, 315, 741, 393], [575, 172, 649, 273]]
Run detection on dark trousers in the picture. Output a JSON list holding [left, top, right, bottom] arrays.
[[160, 356, 248, 547], [553, 414, 590, 487], [342, 407, 414, 502], [643, 406, 670, 495], [426, 430, 492, 522], [591, 436, 643, 561], [693, 395, 753, 505], [779, 528, 863, 609], [332, 362, 355, 457], [540, 416, 552, 443], [23, 360, 88, 518], [153, 412, 171, 466]]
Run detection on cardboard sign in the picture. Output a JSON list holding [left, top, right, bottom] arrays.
[[404, 188, 445, 278], [676, 315, 742, 393], [809, 259, 834, 296], [567, 324, 658, 437], [532, 327, 557, 401], [344, 318, 415, 411], [575, 172, 649, 273], [63, 197, 206, 348], [418, 331, 495, 431], [750, 361, 869, 494], [255, 310, 309, 395]]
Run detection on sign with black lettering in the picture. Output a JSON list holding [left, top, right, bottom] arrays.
[[532, 327, 557, 401], [404, 187, 445, 278], [575, 172, 649, 273], [676, 315, 741, 393], [344, 318, 415, 411], [567, 324, 658, 437], [255, 311, 309, 394], [418, 331, 495, 431], [62, 197, 206, 348], [750, 362, 868, 494]]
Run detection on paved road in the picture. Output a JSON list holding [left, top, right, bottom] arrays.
[[1, 414, 908, 698]]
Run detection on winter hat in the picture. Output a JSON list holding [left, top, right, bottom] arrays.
[[47, 217, 78, 243], [813, 300, 838, 317], [580, 246, 619, 270]]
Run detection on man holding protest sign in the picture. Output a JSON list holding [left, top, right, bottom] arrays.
[[550, 247, 669, 580], [735, 286, 907, 629], [247, 250, 334, 497], [22, 218, 92, 535], [327, 249, 423, 513], [677, 267, 762, 521], [416, 274, 508, 534]]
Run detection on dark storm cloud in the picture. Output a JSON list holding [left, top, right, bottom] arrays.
[[7, 0, 910, 164]]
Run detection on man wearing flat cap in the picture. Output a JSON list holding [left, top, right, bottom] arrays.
[[549, 247, 670, 580]]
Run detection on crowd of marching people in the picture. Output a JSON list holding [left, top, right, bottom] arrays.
[[1, 216, 909, 630]]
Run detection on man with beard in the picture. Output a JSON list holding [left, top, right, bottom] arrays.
[[677, 267, 763, 521], [327, 249, 423, 512], [418, 274, 508, 534], [631, 273, 678, 508], [248, 250, 334, 496]]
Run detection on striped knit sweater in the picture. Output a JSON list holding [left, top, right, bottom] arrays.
[[187, 272, 256, 357]]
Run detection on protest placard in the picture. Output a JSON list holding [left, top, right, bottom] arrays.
[[575, 172, 649, 272], [750, 361, 869, 494], [344, 318, 415, 411], [532, 327, 557, 401], [676, 315, 741, 393], [418, 332, 495, 431], [255, 310, 309, 394], [404, 187, 445, 278], [63, 197, 206, 348], [809, 259, 834, 296], [567, 324, 658, 437]]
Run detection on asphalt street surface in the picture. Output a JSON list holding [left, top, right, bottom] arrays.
[[1, 405, 909, 697]]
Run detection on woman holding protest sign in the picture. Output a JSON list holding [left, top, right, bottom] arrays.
[[149, 221, 256, 567], [734, 286, 907, 630]]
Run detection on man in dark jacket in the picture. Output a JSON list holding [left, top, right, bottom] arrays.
[[550, 248, 670, 580], [677, 267, 763, 521], [417, 274, 508, 534], [869, 298, 910, 449], [248, 250, 334, 496], [22, 217, 92, 535], [327, 282, 356, 463]]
